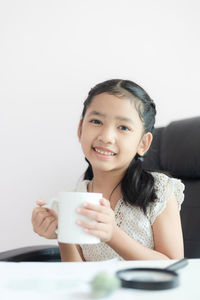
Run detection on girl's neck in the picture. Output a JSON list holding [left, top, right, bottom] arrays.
[[88, 170, 124, 209]]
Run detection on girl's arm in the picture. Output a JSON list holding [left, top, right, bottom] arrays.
[[151, 192, 184, 259], [32, 201, 84, 262], [59, 244, 84, 262], [107, 193, 184, 260], [77, 194, 184, 260]]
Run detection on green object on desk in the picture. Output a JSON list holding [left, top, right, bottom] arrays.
[[90, 271, 121, 298]]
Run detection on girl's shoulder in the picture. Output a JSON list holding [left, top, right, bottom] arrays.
[[147, 171, 185, 224], [150, 171, 184, 196]]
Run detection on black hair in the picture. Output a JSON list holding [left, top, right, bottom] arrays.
[[81, 79, 157, 213]]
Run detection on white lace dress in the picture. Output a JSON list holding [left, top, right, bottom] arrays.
[[76, 172, 185, 261]]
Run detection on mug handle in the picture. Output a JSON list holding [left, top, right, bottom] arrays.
[[43, 198, 59, 235], [43, 198, 59, 212]]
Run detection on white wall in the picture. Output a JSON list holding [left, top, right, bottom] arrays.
[[0, 0, 200, 251]]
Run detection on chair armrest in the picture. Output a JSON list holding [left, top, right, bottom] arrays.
[[0, 245, 61, 262]]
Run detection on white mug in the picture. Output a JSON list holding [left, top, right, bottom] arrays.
[[44, 192, 102, 244]]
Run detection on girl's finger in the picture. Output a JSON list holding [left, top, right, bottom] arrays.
[[42, 216, 57, 233], [32, 207, 49, 216], [34, 212, 51, 227], [45, 220, 58, 239], [32, 208, 51, 222], [76, 208, 110, 223], [80, 201, 109, 214], [100, 198, 110, 207], [36, 199, 48, 206], [76, 219, 107, 233], [48, 209, 58, 218]]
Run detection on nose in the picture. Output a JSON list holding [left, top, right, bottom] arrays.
[[97, 126, 115, 144]]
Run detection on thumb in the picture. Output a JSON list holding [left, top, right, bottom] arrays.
[[100, 198, 110, 207], [49, 208, 58, 218], [36, 199, 58, 218]]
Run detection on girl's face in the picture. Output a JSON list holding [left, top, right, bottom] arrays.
[[78, 93, 152, 176]]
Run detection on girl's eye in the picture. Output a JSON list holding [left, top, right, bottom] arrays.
[[119, 125, 130, 131], [90, 119, 102, 125]]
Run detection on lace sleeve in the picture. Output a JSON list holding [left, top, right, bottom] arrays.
[[147, 172, 185, 225]]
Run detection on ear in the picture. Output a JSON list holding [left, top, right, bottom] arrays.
[[77, 120, 82, 141], [137, 132, 153, 156]]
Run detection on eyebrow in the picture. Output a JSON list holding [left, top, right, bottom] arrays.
[[87, 111, 135, 125]]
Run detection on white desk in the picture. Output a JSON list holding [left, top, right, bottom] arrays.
[[0, 259, 199, 300]]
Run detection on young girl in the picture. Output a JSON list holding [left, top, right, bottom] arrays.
[[32, 79, 184, 262]]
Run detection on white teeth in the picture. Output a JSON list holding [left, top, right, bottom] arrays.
[[94, 148, 115, 156]]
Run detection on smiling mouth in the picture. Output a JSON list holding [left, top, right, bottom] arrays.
[[93, 147, 116, 156]]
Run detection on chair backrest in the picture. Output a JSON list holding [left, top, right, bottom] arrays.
[[143, 116, 200, 258]]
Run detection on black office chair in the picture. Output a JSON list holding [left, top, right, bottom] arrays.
[[1, 117, 199, 261], [143, 116, 200, 258], [0, 245, 61, 262]]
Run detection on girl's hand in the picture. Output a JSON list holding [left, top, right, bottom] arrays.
[[31, 200, 58, 239], [76, 198, 117, 243]]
